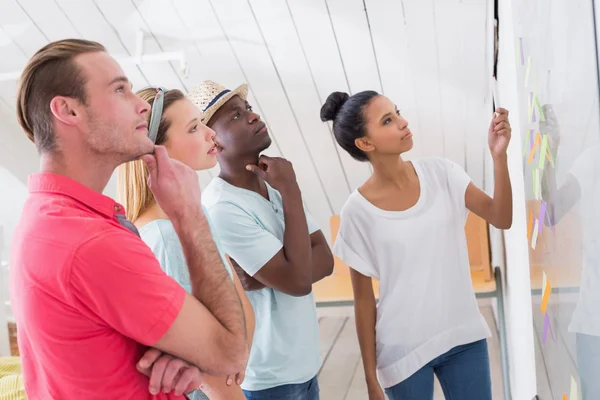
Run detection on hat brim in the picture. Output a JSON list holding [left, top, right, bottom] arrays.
[[201, 84, 249, 125]]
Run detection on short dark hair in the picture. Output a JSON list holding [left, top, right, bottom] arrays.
[[16, 39, 107, 153], [320, 90, 379, 162]]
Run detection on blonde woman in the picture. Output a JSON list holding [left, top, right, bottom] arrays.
[[117, 87, 255, 400]]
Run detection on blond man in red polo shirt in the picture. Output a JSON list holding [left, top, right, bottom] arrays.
[[10, 39, 249, 399]]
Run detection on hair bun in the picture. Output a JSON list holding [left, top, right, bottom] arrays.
[[320, 91, 350, 122]]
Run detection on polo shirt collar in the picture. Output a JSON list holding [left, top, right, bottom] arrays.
[[28, 173, 125, 218]]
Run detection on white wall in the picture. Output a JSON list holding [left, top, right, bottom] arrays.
[[497, 1, 538, 399], [0, 166, 28, 264]]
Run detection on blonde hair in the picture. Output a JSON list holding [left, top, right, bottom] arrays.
[[16, 39, 106, 153], [117, 88, 185, 222]]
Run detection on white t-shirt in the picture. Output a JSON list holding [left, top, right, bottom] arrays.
[[568, 145, 600, 336], [333, 157, 491, 389]]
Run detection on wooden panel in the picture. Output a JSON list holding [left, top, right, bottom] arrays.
[[432, 0, 469, 168], [209, 0, 334, 235], [93, 0, 186, 91], [0, 0, 49, 57], [325, 0, 381, 95], [54, 0, 148, 91], [461, 0, 490, 189], [287, 0, 371, 191], [246, 0, 351, 215], [363, 0, 421, 160], [15, 0, 79, 42], [0, 99, 38, 184], [400, 0, 445, 160]]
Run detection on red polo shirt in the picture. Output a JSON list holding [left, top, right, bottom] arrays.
[[10, 173, 187, 399]]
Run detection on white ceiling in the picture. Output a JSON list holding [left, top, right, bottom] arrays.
[[0, 0, 493, 238]]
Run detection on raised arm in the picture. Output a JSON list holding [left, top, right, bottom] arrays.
[[142, 147, 248, 375], [350, 268, 385, 400], [242, 156, 316, 296], [465, 108, 513, 229]]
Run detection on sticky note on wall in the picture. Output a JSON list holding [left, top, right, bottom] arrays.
[[519, 37, 525, 65], [570, 375, 579, 400], [539, 135, 549, 169], [531, 218, 539, 249], [541, 271, 552, 314], [528, 133, 541, 164], [534, 93, 545, 121]]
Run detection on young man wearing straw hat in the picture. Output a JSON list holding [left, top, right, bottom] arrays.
[[189, 80, 334, 399]]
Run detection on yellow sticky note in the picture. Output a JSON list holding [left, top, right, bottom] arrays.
[[528, 133, 541, 164], [541, 271, 551, 314], [563, 394, 568, 400], [525, 56, 532, 87], [527, 212, 534, 240], [570, 375, 579, 400]]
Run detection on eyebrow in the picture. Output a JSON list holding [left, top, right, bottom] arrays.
[[380, 107, 400, 122], [380, 112, 393, 122], [187, 117, 199, 127], [108, 76, 132, 88]]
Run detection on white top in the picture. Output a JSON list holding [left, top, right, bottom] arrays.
[[333, 157, 491, 388], [201, 177, 322, 391], [568, 145, 600, 336]]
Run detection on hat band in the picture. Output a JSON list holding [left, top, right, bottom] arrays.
[[203, 89, 231, 111]]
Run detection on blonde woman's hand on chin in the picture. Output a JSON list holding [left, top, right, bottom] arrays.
[[141, 145, 204, 222]]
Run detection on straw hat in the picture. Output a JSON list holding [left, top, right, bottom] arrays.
[[187, 80, 249, 124]]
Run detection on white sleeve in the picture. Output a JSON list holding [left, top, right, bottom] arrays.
[[442, 158, 473, 220], [206, 202, 284, 277], [332, 214, 378, 279]]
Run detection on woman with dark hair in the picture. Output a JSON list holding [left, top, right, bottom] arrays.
[[321, 91, 513, 400]]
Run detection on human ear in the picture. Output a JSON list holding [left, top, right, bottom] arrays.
[[49, 96, 82, 127], [354, 137, 375, 153]]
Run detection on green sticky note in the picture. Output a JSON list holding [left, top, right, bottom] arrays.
[[534, 93, 545, 121], [539, 134, 548, 169]]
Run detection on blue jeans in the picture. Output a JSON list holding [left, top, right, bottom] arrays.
[[385, 339, 492, 400], [576, 333, 600, 400], [243, 376, 319, 400]]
